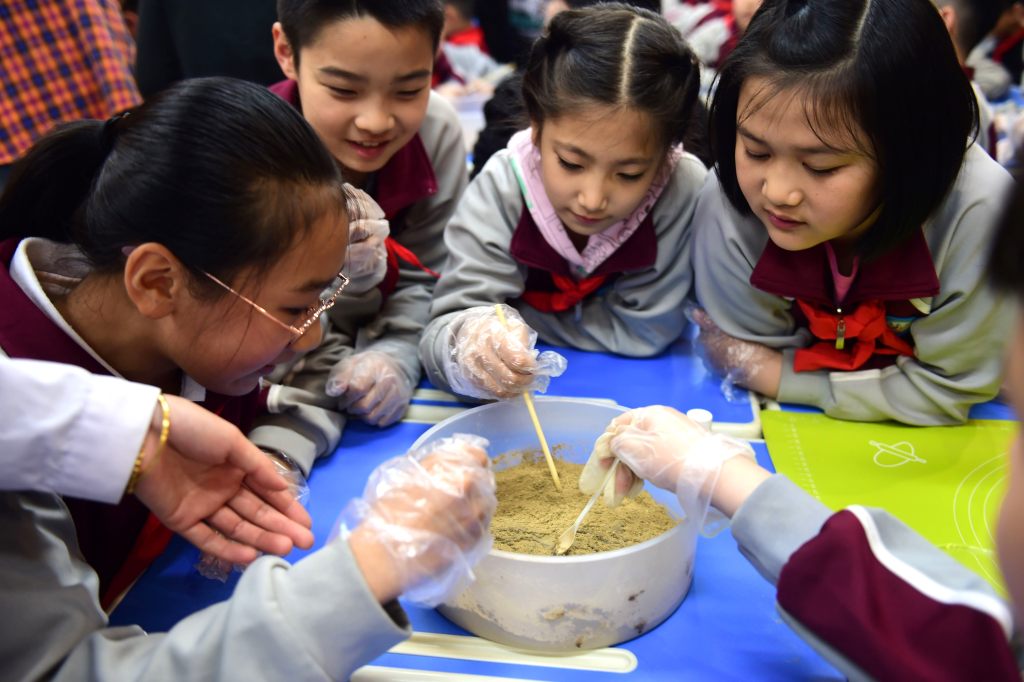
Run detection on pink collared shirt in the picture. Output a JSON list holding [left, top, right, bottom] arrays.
[[507, 129, 681, 278]]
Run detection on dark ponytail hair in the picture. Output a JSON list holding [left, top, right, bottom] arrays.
[[521, 2, 701, 152], [0, 77, 345, 288]]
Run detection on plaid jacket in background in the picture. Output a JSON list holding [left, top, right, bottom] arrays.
[[0, 0, 140, 164]]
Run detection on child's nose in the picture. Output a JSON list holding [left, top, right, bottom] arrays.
[[354, 102, 395, 135], [761, 165, 802, 206], [577, 180, 609, 213]]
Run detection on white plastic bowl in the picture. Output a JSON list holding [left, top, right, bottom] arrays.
[[411, 397, 697, 651]]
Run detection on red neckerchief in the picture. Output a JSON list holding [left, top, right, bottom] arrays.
[[749, 229, 939, 373], [509, 205, 655, 311], [379, 238, 440, 299], [509, 206, 657, 312], [793, 299, 915, 372], [521, 273, 608, 313], [0, 238, 263, 608], [445, 25, 489, 53]]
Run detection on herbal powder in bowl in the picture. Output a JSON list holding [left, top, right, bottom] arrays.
[[410, 397, 698, 651]]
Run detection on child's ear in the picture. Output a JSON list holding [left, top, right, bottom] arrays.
[[272, 22, 299, 81], [530, 122, 542, 148], [123, 243, 187, 320]]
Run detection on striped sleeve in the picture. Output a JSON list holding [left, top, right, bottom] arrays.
[[776, 505, 1018, 680]]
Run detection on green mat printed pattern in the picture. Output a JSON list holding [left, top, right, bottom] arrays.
[[762, 411, 1016, 593]]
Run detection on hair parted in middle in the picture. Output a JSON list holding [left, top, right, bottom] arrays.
[[521, 2, 702, 153]]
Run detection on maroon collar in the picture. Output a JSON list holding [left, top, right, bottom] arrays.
[[268, 79, 438, 219], [373, 133, 438, 218], [749, 228, 941, 307], [509, 208, 658, 278], [0, 238, 258, 422], [0, 238, 109, 373]]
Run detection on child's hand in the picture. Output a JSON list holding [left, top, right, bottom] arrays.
[[578, 429, 644, 507], [342, 434, 497, 606], [691, 308, 783, 398], [341, 185, 389, 295], [603, 406, 760, 534], [444, 305, 567, 400], [326, 350, 413, 427]]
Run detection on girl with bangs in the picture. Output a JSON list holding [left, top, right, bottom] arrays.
[[691, 0, 1015, 424]]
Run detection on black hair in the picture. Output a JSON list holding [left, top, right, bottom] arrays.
[[563, 0, 661, 10], [522, 3, 701, 153], [0, 77, 345, 293], [709, 0, 978, 261], [277, 0, 445, 65], [990, 179, 1024, 301], [934, 0, 1012, 54]]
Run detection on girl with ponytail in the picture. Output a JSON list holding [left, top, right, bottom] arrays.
[[0, 77, 497, 679], [0, 75, 350, 610], [420, 2, 708, 401]]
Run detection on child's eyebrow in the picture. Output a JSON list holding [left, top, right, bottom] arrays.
[[737, 125, 844, 156], [318, 66, 366, 82], [294, 275, 339, 293], [317, 66, 431, 84], [554, 142, 650, 166], [393, 69, 432, 83]]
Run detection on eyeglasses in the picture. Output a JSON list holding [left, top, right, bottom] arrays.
[[202, 270, 349, 343]]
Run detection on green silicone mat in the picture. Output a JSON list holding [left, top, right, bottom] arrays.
[[762, 411, 1016, 593]]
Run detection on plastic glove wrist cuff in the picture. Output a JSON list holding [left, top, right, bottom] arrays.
[[258, 446, 302, 474]]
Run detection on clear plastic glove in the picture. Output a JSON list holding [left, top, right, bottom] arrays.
[[341, 184, 389, 295], [196, 448, 310, 581], [603, 406, 756, 536], [578, 430, 644, 507], [690, 308, 781, 400], [337, 434, 497, 606], [444, 304, 567, 400], [325, 350, 413, 427]]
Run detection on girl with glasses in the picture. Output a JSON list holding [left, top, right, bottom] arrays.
[[0, 76, 496, 679]]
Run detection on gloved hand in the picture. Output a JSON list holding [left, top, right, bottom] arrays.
[[578, 430, 644, 507], [601, 406, 755, 535], [443, 304, 567, 400], [690, 308, 782, 400], [338, 434, 497, 606], [325, 350, 413, 427], [196, 448, 310, 581], [341, 184, 389, 295]]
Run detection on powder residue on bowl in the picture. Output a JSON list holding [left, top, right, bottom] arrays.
[[491, 449, 677, 556]]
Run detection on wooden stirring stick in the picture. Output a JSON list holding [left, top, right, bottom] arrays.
[[493, 304, 562, 491]]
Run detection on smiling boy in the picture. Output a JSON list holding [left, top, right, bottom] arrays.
[[249, 1, 468, 474]]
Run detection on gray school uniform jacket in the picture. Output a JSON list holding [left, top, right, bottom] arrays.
[[420, 148, 707, 396], [692, 144, 1014, 425], [733, 475, 1018, 680], [250, 92, 468, 474], [0, 491, 409, 681]]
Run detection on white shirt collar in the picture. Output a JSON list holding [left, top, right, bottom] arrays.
[[10, 238, 207, 401]]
